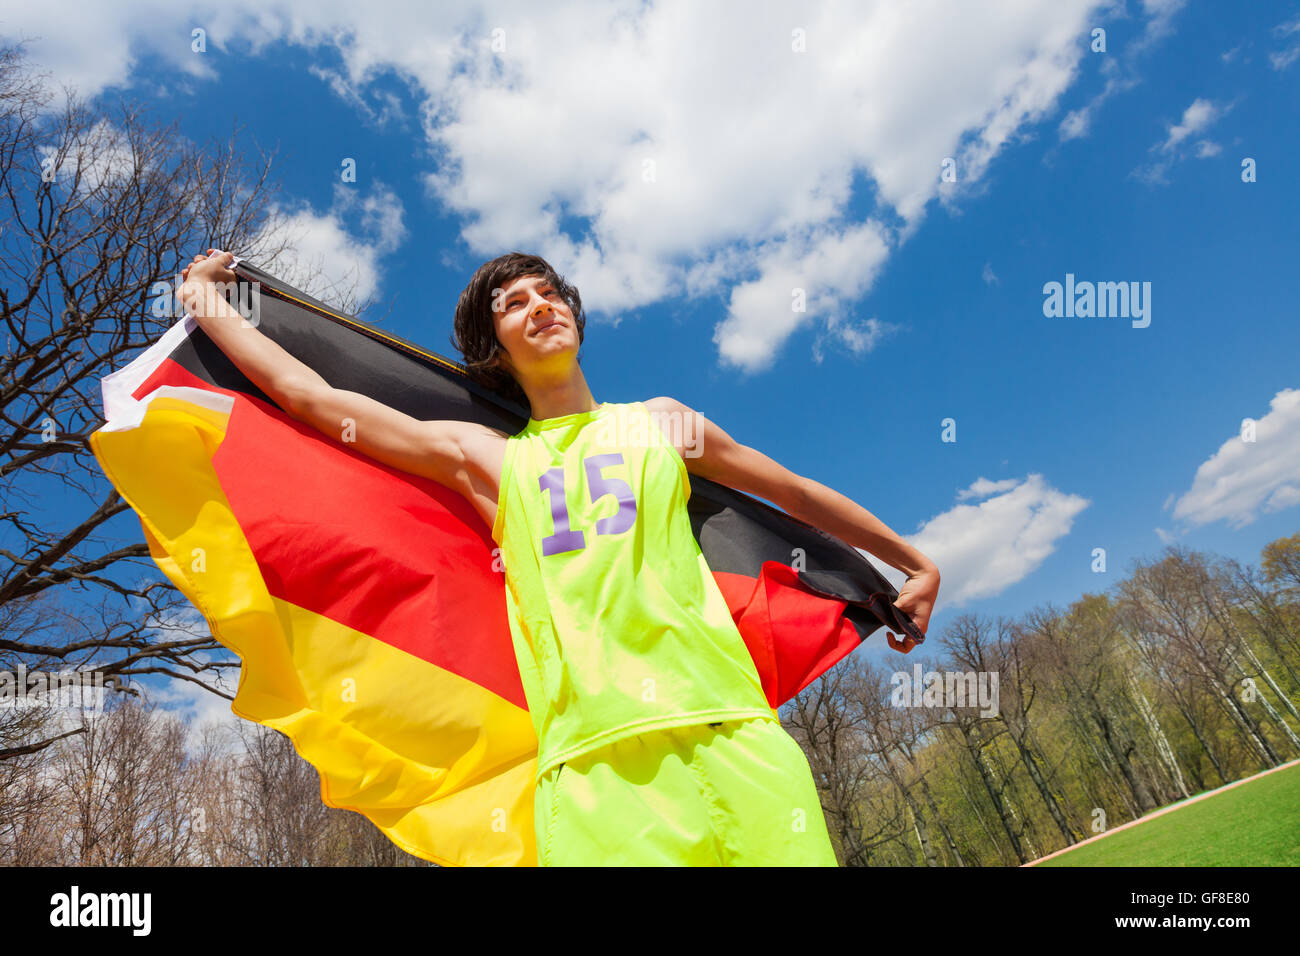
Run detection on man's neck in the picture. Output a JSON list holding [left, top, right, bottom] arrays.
[[522, 371, 600, 422]]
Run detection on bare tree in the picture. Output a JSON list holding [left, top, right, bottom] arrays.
[[784, 658, 906, 866], [846, 659, 948, 866], [1028, 599, 1163, 816], [1120, 549, 1287, 771], [1228, 554, 1300, 692], [0, 39, 378, 753], [889, 703, 967, 866], [958, 616, 1082, 846]]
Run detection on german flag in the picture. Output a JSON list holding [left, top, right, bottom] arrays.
[[88, 260, 924, 867]]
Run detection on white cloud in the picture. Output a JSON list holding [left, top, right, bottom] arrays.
[[1058, 106, 1092, 141], [1140, 0, 1187, 38], [711, 220, 893, 372], [957, 476, 1021, 500], [812, 314, 892, 364], [2, 1, 217, 105], [981, 261, 999, 285], [307, 64, 406, 128], [247, 180, 407, 308], [4, 0, 1114, 371], [1133, 96, 1228, 184], [1056, 0, 1184, 144], [1270, 15, 1300, 71], [1167, 388, 1300, 529], [1271, 47, 1300, 71], [869, 474, 1090, 605], [1160, 97, 1218, 151], [355, 181, 408, 252], [138, 666, 246, 749]]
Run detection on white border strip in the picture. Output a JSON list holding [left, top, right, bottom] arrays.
[[98, 315, 234, 432]]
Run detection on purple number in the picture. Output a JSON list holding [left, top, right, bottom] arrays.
[[539, 466, 586, 556], [586, 453, 636, 535], [538, 453, 638, 556]]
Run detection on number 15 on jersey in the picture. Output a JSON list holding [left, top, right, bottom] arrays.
[[539, 453, 637, 556]]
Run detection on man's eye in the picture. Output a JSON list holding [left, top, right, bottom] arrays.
[[506, 288, 556, 309]]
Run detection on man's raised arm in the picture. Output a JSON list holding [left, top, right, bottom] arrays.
[[179, 249, 494, 494]]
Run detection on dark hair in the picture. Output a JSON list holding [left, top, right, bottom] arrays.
[[450, 252, 585, 410]]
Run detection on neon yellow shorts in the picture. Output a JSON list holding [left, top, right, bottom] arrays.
[[534, 716, 839, 866]]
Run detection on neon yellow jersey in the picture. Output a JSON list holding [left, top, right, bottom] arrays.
[[491, 401, 776, 784]]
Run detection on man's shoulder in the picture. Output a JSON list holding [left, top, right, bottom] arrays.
[[641, 395, 691, 416], [634, 397, 703, 467]]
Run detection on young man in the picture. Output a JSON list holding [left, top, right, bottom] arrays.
[[179, 248, 940, 866]]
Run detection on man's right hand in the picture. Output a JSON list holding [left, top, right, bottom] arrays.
[[180, 248, 237, 291], [179, 249, 240, 317]]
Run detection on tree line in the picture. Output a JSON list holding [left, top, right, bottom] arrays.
[[784, 536, 1300, 865]]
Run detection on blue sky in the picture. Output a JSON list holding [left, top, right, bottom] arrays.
[[5, 0, 1299, 726]]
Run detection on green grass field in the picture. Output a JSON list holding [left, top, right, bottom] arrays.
[[1038, 762, 1300, 866]]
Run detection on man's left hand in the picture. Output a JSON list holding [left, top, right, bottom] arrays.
[[887, 566, 939, 652]]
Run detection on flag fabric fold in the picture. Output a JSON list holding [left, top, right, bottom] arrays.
[[88, 260, 923, 867]]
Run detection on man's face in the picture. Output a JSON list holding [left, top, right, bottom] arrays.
[[491, 273, 578, 380]]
